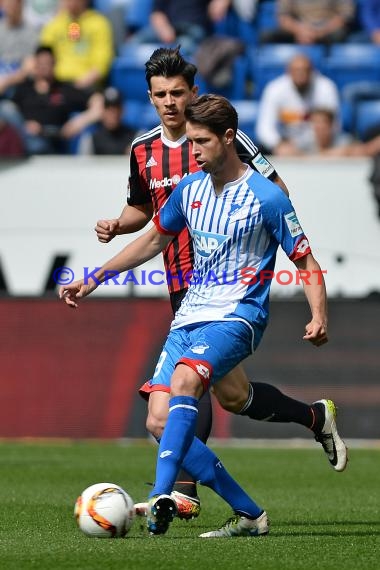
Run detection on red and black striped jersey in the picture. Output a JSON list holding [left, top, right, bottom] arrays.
[[127, 125, 278, 293]]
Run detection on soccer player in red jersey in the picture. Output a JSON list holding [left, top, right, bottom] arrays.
[[95, 48, 347, 519]]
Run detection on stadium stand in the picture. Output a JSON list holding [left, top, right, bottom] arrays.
[[122, 100, 157, 131], [213, 8, 257, 45], [58, 1, 380, 149], [354, 99, 380, 141], [256, 0, 277, 37], [340, 80, 380, 133], [127, 0, 153, 32], [322, 44, 380, 90], [231, 99, 258, 141], [110, 43, 161, 101]]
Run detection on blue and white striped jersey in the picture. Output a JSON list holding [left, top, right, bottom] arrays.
[[154, 165, 311, 333]]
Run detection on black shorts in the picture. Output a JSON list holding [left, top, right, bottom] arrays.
[[169, 288, 188, 316]]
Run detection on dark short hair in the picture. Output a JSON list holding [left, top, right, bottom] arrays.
[[35, 45, 54, 57], [184, 94, 238, 137], [103, 86, 123, 107], [145, 46, 197, 89], [310, 108, 336, 123]]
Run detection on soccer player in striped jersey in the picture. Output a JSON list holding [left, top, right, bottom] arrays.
[[94, 48, 347, 520], [60, 95, 343, 536]]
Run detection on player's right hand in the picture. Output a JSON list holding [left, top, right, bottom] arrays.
[[59, 279, 97, 308], [95, 219, 119, 243]]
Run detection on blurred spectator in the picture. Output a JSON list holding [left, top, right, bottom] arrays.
[[324, 134, 380, 158], [256, 53, 340, 155], [308, 108, 351, 154], [0, 0, 39, 95], [40, 0, 113, 90], [275, 108, 351, 156], [94, 0, 137, 54], [0, 117, 26, 157], [79, 86, 136, 155], [261, 0, 355, 45], [24, 0, 60, 30], [359, 0, 380, 45], [129, 0, 231, 55], [282, 107, 380, 160], [11, 45, 103, 154], [0, 0, 39, 63]]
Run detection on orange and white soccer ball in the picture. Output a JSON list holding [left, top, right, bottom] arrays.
[[74, 482, 135, 538]]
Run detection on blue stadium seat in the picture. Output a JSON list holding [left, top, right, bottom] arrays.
[[233, 100, 258, 141], [122, 100, 157, 131], [117, 41, 162, 60], [354, 100, 380, 140], [249, 44, 326, 98], [110, 44, 162, 101], [67, 123, 97, 155], [256, 1, 277, 34], [127, 0, 153, 31], [93, 0, 152, 29], [92, 0, 113, 14], [340, 81, 380, 133], [110, 57, 147, 101], [213, 10, 257, 45], [322, 44, 380, 90]]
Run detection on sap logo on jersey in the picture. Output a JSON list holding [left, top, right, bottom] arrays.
[[193, 229, 229, 258]]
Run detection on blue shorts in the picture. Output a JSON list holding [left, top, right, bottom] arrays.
[[139, 320, 257, 398]]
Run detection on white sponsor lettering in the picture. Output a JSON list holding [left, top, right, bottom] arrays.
[[194, 234, 219, 254], [285, 211, 303, 237], [149, 173, 186, 190], [252, 154, 274, 177]]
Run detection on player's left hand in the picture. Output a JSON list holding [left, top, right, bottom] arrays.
[[303, 319, 328, 347]]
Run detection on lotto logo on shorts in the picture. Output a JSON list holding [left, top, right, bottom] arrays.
[[196, 363, 210, 380]]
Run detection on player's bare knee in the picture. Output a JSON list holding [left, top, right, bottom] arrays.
[[171, 376, 189, 394], [171, 364, 202, 397]]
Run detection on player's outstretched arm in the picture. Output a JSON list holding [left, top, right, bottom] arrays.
[[95, 203, 153, 243], [60, 225, 171, 308], [294, 253, 328, 347]]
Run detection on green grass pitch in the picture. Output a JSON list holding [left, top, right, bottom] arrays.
[[1, 441, 379, 570]]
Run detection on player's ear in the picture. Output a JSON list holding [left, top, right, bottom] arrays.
[[224, 128, 235, 145], [148, 91, 154, 104], [191, 85, 199, 99]]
